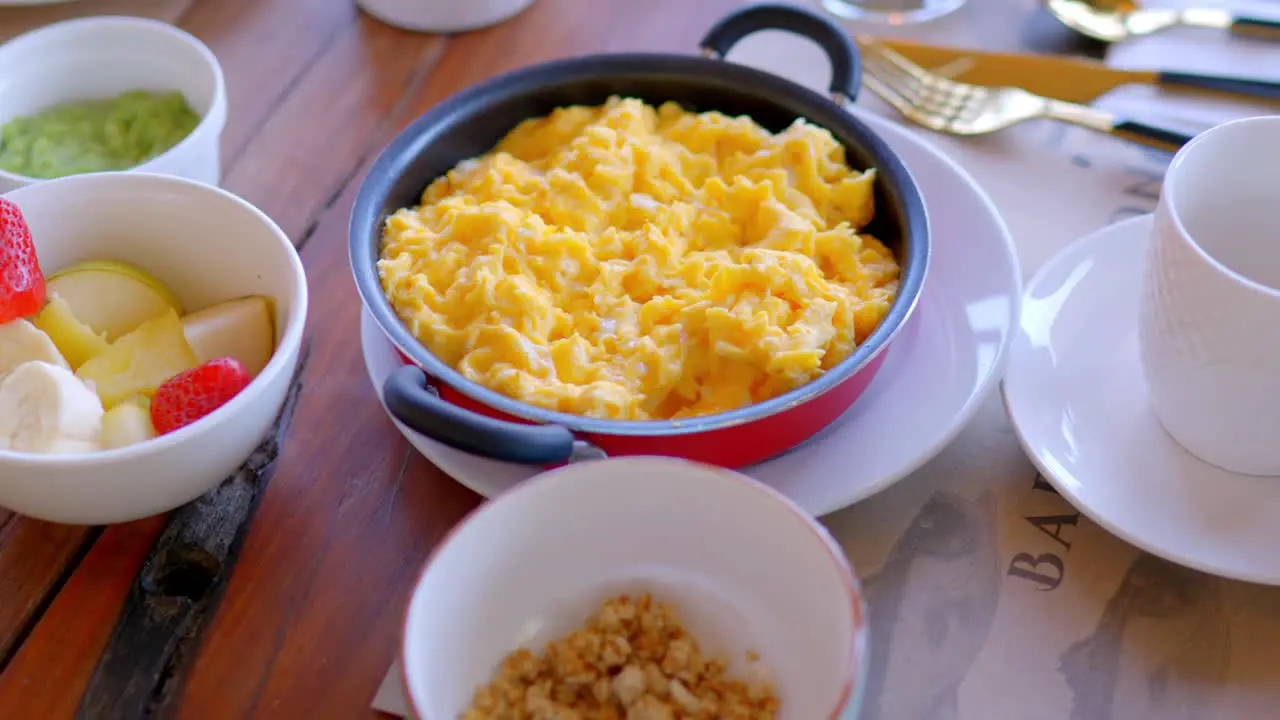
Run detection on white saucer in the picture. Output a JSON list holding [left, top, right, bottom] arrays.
[[1003, 215, 1280, 585], [360, 111, 1022, 517]]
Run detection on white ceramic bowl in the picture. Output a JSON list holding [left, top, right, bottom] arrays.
[[356, 0, 536, 33], [402, 457, 867, 719], [0, 16, 227, 193], [0, 172, 307, 524]]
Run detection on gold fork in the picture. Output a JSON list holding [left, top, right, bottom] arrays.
[[857, 38, 1195, 152]]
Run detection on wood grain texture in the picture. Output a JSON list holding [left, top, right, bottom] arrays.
[[0, 0, 193, 677], [0, 0, 1087, 716], [176, 0, 367, 168], [73, 354, 308, 719], [171, 173, 483, 718], [216, 16, 446, 244], [0, 519, 94, 665], [171, 1, 741, 716], [402, 0, 744, 122], [0, 517, 165, 719]]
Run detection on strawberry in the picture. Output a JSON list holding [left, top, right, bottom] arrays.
[[0, 198, 46, 324], [150, 357, 253, 435]]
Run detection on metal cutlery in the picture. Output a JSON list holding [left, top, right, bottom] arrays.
[[858, 38, 1195, 151], [875, 37, 1280, 103], [1046, 0, 1280, 43]]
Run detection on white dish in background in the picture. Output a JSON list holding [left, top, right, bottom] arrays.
[[401, 456, 867, 720], [356, 0, 536, 33], [361, 110, 1022, 516], [0, 16, 227, 192], [1003, 215, 1280, 585], [0, 173, 307, 525]]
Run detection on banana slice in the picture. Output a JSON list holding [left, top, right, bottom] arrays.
[[0, 361, 104, 454], [0, 319, 70, 383]]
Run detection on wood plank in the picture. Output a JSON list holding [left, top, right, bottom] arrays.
[[72, 353, 308, 719], [0, 521, 95, 665], [0, 516, 166, 720], [401, 0, 744, 121], [0, 0, 193, 681], [0, 2, 440, 712], [0, 0, 1099, 715], [176, 0, 365, 166], [171, 0, 741, 716], [171, 187, 483, 717], [217, 16, 446, 243], [0, 4, 442, 711], [0, 0, 361, 699]]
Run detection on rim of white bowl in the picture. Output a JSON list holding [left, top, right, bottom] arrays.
[[1163, 115, 1280, 299], [0, 16, 228, 185], [0, 171, 308, 466], [399, 456, 868, 719]]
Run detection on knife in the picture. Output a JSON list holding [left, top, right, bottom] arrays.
[[872, 38, 1280, 104]]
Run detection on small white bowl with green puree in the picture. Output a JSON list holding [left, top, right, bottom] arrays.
[[0, 16, 227, 192]]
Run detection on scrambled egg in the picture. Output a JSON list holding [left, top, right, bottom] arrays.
[[378, 96, 900, 420]]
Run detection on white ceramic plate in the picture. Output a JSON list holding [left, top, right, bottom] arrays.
[[360, 110, 1022, 517], [1003, 215, 1280, 585]]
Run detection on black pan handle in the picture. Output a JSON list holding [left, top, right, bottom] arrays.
[[1231, 15, 1280, 41], [699, 3, 860, 103], [384, 365, 594, 465], [1158, 70, 1280, 100]]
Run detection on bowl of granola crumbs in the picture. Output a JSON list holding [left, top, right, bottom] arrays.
[[401, 456, 867, 719]]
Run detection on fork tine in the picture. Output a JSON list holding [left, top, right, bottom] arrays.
[[861, 57, 952, 132], [860, 40, 954, 91], [860, 69, 916, 118], [863, 45, 958, 110], [862, 53, 931, 111], [858, 37, 1062, 138]]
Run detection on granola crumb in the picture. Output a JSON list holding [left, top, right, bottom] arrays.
[[461, 593, 780, 720]]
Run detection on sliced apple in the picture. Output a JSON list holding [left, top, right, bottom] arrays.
[[101, 401, 157, 450], [47, 260, 182, 341], [181, 295, 276, 377], [32, 295, 111, 369], [76, 308, 198, 408]]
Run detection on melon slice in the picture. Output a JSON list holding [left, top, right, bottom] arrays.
[[47, 260, 182, 340], [181, 295, 276, 377]]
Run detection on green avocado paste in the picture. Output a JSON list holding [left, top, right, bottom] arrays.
[[0, 90, 201, 179]]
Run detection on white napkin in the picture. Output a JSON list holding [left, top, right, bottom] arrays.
[[372, 3, 1280, 717]]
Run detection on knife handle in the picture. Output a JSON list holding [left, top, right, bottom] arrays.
[[1158, 71, 1280, 101], [1109, 119, 1195, 153], [1231, 15, 1280, 41]]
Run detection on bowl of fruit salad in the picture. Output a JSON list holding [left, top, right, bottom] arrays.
[[0, 172, 307, 524]]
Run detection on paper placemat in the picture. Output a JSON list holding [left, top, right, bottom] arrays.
[[375, 2, 1280, 718], [0, 0, 190, 41]]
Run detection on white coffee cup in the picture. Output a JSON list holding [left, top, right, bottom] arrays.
[[1138, 115, 1280, 477]]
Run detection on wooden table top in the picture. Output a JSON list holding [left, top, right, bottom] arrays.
[[0, 0, 1096, 717]]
